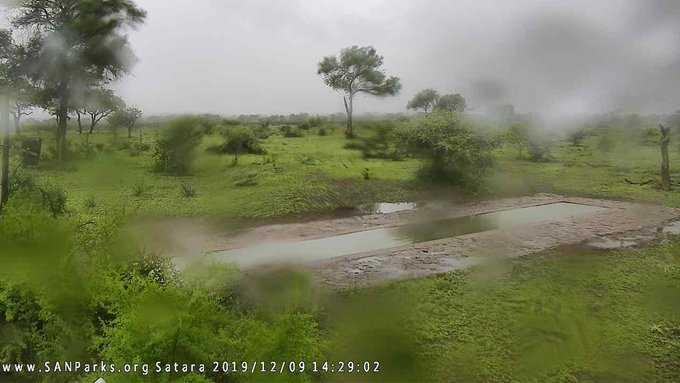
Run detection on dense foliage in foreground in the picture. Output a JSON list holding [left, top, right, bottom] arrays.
[[0, 192, 326, 383], [2, 188, 680, 382]]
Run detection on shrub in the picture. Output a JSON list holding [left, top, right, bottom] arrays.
[[180, 181, 197, 198], [505, 123, 530, 158], [298, 116, 326, 130], [527, 140, 553, 162], [153, 117, 205, 175], [253, 125, 273, 139], [77, 135, 97, 159], [84, 197, 97, 210], [349, 122, 401, 159], [135, 141, 151, 152], [8, 169, 35, 197], [567, 129, 587, 146], [393, 112, 498, 191], [318, 127, 328, 136], [131, 182, 147, 197], [6, 171, 68, 217], [125, 253, 180, 286], [128, 141, 151, 157], [280, 125, 303, 138], [39, 186, 67, 217], [207, 127, 266, 164]]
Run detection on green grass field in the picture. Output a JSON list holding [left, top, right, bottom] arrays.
[[33, 126, 421, 220], [367, 243, 680, 382], [8, 122, 680, 382], [27, 123, 680, 221]]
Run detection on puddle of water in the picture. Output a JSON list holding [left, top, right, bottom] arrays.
[[663, 221, 680, 235], [208, 202, 607, 268], [360, 202, 417, 214]]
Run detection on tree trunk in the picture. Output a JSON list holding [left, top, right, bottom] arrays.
[[128, 124, 132, 138], [76, 111, 82, 134], [13, 113, 20, 136], [57, 81, 69, 163], [89, 115, 96, 134], [344, 95, 354, 137], [660, 124, 671, 191], [0, 93, 9, 211]]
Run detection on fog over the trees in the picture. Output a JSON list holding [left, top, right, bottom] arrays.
[[101, 0, 680, 117]]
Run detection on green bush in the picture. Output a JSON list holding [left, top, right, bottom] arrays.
[[180, 181, 197, 198], [280, 125, 303, 138], [153, 117, 205, 175], [527, 140, 553, 162], [207, 127, 266, 164], [0, 200, 326, 383], [8, 169, 35, 197], [253, 124, 273, 139], [393, 112, 498, 191], [344, 122, 401, 160], [84, 196, 97, 210], [297, 116, 326, 130], [566, 129, 587, 146], [131, 182, 148, 197], [38, 185, 67, 217], [77, 135, 97, 159]]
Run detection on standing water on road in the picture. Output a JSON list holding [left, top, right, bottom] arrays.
[[208, 202, 607, 267]]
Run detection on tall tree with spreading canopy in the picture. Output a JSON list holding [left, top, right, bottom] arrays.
[[407, 89, 439, 116], [72, 87, 124, 134], [6, 0, 146, 163], [0, 29, 37, 135], [436, 93, 467, 114], [317, 46, 401, 137], [109, 106, 142, 138]]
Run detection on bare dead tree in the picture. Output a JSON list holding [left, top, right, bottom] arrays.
[[660, 124, 671, 191]]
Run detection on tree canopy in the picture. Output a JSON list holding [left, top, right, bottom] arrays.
[[109, 106, 143, 138], [0, 29, 38, 132], [73, 87, 125, 134], [407, 89, 439, 115], [317, 45, 401, 137], [393, 112, 497, 190], [7, 0, 146, 162], [435, 93, 467, 114]]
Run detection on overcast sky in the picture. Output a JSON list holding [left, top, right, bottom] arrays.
[[112, 0, 680, 118]]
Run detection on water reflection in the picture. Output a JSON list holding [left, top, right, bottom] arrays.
[[209, 203, 606, 267], [360, 202, 417, 214]]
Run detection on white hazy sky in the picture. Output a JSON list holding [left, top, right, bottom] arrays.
[[112, 0, 680, 117]]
